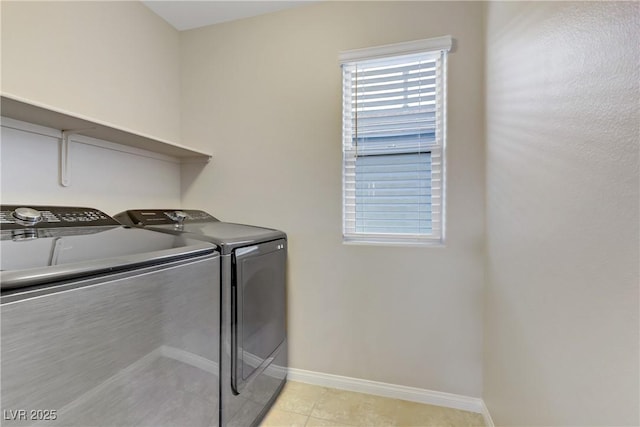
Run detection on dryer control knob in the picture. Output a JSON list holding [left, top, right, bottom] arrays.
[[171, 211, 188, 229], [174, 211, 188, 220], [13, 207, 42, 223]]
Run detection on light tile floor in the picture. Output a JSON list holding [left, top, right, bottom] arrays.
[[260, 381, 485, 427]]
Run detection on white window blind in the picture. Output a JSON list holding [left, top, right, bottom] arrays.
[[341, 37, 450, 245]]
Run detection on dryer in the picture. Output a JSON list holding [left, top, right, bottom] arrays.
[[1, 205, 220, 427], [115, 209, 287, 427]]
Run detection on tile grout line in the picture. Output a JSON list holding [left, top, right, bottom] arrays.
[[293, 382, 482, 427], [303, 385, 359, 427], [304, 391, 321, 426]]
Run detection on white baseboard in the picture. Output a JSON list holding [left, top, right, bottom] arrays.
[[287, 368, 494, 426], [479, 400, 495, 427]]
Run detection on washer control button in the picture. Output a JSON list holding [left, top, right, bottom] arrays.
[[13, 207, 42, 223]]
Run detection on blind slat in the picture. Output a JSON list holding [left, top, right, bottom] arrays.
[[354, 86, 436, 102], [354, 78, 437, 94], [353, 105, 438, 119], [354, 62, 437, 79], [355, 94, 436, 109], [356, 115, 436, 130]]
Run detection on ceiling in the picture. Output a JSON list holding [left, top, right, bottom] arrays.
[[142, 1, 313, 31]]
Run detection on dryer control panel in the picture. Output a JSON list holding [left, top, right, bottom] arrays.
[[0, 205, 119, 230], [114, 209, 218, 227]]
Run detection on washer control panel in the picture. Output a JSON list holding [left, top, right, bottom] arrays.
[[0, 205, 119, 230], [114, 209, 218, 226]]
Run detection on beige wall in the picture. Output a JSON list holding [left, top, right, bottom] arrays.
[[484, 1, 639, 425], [1, 1, 181, 143], [181, 1, 485, 396]]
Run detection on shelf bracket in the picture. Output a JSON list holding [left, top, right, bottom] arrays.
[[60, 131, 73, 187], [59, 129, 91, 187]]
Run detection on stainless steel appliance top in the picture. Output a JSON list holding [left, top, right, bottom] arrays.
[[1, 205, 217, 290], [114, 209, 286, 255]]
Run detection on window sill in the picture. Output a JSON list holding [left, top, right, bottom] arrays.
[[342, 237, 445, 248]]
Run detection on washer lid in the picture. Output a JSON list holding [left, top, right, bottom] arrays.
[[0, 226, 217, 290]]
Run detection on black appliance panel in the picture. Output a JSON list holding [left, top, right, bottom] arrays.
[[231, 239, 286, 394], [1, 205, 119, 230], [115, 209, 217, 226]]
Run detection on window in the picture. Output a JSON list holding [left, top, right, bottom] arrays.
[[340, 36, 451, 245]]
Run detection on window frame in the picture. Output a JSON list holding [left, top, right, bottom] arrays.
[[340, 36, 452, 247]]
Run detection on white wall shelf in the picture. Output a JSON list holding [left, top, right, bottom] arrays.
[[1, 94, 212, 162]]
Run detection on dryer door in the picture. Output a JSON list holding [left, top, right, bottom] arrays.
[[231, 239, 286, 394]]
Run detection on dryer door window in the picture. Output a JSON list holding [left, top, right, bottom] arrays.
[[231, 239, 286, 394]]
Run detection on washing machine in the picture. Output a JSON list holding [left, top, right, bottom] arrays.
[[1, 205, 221, 427], [114, 209, 287, 427]]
